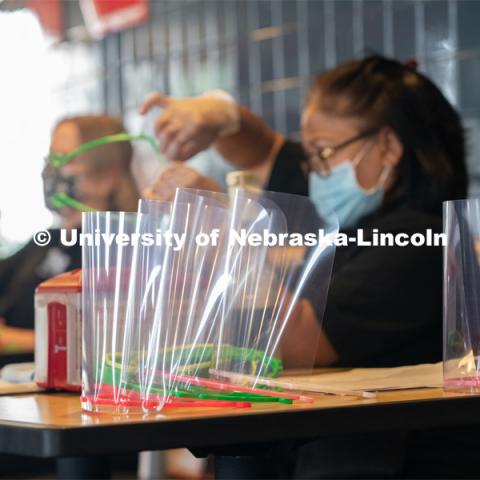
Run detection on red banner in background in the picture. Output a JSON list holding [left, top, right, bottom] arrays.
[[27, 0, 63, 39], [80, 0, 149, 38]]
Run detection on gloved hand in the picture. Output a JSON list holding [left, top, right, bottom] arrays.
[[139, 90, 240, 161], [143, 162, 223, 201]]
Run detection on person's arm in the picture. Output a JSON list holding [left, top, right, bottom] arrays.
[[213, 106, 284, 170], [0, 322, 35, 353], [139, 92, 284, 175], [280, 298, 339, 368]]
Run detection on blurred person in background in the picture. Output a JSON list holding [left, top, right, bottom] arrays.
[[141, 55, 471, 478], [0, 115, 139, 354]]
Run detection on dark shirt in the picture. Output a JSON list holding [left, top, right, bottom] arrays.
[[0, 229, 81, 329], [267, 140, 443, 367]]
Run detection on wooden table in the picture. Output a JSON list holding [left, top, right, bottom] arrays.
[[0, 388, 479, 459]]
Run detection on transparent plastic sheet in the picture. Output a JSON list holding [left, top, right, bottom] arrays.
[[119, 204, 173, 411], [82, 205, 187, 413], [174, 189, 274, 387], [138, 191, 270, 400], [212, 189, 285, 378], [444, 199, 480, 392], [81, 211, 163, 413], [209, 189, 338, 387]]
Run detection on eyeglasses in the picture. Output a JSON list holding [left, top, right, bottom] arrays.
[[307, 128, 379, 176]]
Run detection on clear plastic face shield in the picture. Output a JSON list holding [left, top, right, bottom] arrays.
[[81, 211, 149, 411], [81, 188, 338, 413], [210, 188, 338, 382], [444, 199, 480, 392]]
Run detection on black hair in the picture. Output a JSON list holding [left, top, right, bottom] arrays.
[[309, 55, 468, 207]]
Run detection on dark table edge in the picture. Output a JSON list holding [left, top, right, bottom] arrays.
[[1, 393, 480, 457]]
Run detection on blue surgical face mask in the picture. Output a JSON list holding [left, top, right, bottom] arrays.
[[309, 158, 391, 230]]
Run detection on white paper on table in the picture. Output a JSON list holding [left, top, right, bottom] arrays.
[[280, 362, 443, 393], [0, 379, 41, 396]]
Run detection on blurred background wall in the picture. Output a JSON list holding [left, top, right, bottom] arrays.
[[1, 0, 480, 250], [53, 0, 480, 190]]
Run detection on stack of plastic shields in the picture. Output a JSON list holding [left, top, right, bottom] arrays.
[[82, 193, 236, 413], [82, 188, 338, 414], [444, 198, 480, 392]]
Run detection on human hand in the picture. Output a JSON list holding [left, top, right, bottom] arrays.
[[139, 90, 240, 161], [143, 162, 223, 202]]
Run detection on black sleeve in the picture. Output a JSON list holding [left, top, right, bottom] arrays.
[[0, 242, 37, 298], [266, 140, 309, 196], [0, 240, 47, 328], [305, 206, 445, 368], [318, 239, 443, 367]]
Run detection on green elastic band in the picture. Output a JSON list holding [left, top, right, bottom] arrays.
[[51, 192, 96, 212], [48, 133, 159, 168], [97, 346, 286, 403], [102, 344, 283, 383], [47, 132, 159, 212]]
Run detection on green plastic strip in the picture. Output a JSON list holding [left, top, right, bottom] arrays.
[[47, 132, 160, 212], [51, 192, 96, 212], [48, 133, 159, 168], [96, 352, 288, 404], [104, 344, 283, 379], [96, 344, 283, 402]]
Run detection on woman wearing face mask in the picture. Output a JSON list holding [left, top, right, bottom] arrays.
[[141, 56, 471, 478], [141, 55, 467, 369]]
